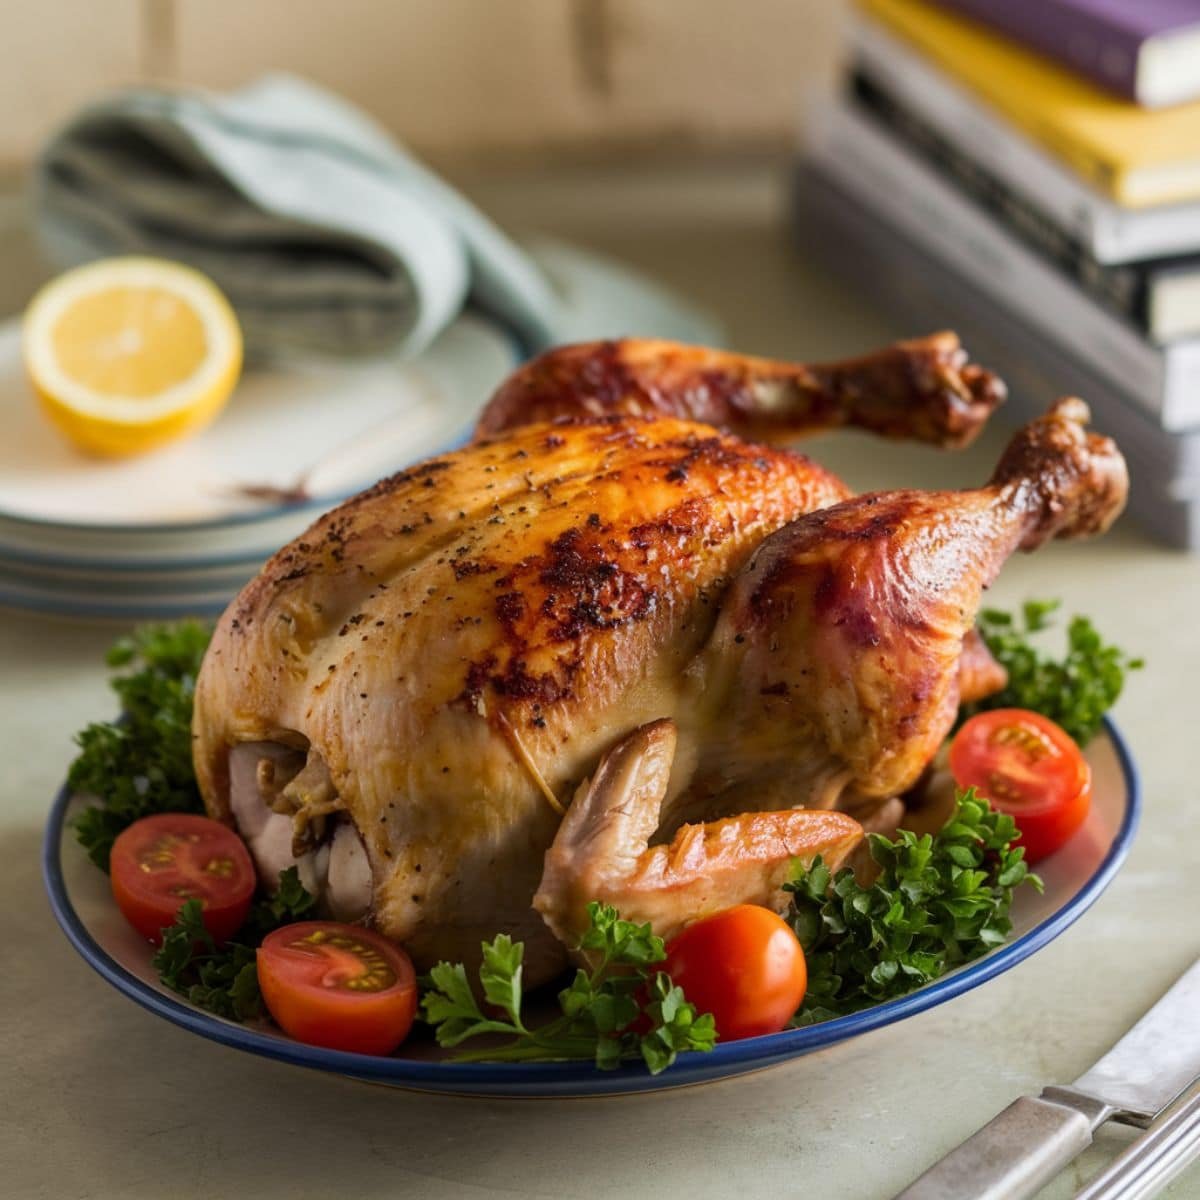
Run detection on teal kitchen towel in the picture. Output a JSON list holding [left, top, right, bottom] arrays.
[[33, 74, 561, 357]]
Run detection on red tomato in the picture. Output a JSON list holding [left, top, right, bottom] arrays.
[[257, 922, 417, 1055], [663, 905, 807, 1042], [950, 708, 1092, 863], [110, 812, 255, 945]]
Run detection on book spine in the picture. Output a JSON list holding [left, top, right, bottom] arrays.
[[804, 101, 1191, 426], [848, 17, 1118, 259], [929, 0, 1142, 102], [849, 74, 1154, 337], [848, 16, 1200, 263]]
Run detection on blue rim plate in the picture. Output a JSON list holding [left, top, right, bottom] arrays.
[[43, 718, 1139, 1098]]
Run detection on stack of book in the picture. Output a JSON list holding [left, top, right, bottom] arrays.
[[797, 0, 1200, 548]]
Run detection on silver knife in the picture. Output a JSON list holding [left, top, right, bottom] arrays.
[[894, 956, 1200, 1200], [1074, 1078, 1200, 1200]]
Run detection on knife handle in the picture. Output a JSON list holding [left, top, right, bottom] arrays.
[[894, 1088, 1115, 1200]]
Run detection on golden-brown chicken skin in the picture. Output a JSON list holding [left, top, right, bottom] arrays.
[[193, 338, 1126, 986], [194, 417, 851, 980]]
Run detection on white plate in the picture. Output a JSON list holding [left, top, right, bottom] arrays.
[[0, 543, 255, 616], [0, 312, 517, 531], [0, 553, 256, 590], [0, 563, 251, 619], [0, 582, 233, 620], [0, 507, 316, 568]]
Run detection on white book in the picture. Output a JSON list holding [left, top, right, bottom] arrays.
[[805, 98, 1200, 432], [849, 14, 1200, 267]]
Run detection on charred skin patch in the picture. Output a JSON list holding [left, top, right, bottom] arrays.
[[495, 591, 526, 627], [538, 527, 657, 638], [646, 433, 768, 485], [452, 423, 842, 716], [492, 657, 582, 705], [458, 524, 662, 708], [452, 559, 496, 582]]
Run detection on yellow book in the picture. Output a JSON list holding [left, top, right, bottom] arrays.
[[858, 0, 1200, 207]]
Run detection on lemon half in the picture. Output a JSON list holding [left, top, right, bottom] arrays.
[[23, 257, 242, 457]]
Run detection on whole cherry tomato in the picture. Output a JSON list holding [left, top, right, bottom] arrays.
[[663, 904, 807, 1041]]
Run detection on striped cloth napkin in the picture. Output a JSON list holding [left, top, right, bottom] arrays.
[[32, 74, 561, 358]]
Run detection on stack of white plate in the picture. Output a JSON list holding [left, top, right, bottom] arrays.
[[0, 238, 722, 618], [0, 313, 518, 619]]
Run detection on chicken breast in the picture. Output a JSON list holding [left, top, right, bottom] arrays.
[[193, 417, 849, 979]]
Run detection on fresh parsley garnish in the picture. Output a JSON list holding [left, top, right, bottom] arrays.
[[785, 790, 1041, 1024], [965, 600, 1141, 745], [152, 866, 317, 1020], [69, 622, 212, 870], [421, 901, 718, 1074], [152, 902, 261, 1021]]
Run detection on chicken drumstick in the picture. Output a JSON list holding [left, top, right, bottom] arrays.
[[476, 332, 1005, 448]]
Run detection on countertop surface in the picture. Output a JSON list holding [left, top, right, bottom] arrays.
[[1, 165, 1196, 1200]]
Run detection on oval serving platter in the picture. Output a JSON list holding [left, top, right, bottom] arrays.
[[44, 719, 1139, 1098]]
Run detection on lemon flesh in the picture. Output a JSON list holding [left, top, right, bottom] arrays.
[[23, 258, 243, 457]]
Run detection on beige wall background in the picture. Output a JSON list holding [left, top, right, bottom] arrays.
[[0, 0, 845, 170]]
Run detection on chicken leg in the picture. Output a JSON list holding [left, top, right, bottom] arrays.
[[475, 332, 1005, 448], [535, 399, 1125, 956], [702, 397, 1128, 807]]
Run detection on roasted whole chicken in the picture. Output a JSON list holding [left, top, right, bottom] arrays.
[[193, 335, 1128, 985]]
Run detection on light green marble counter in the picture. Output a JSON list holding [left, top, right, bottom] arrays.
[[1, 165, 1196, 1200]]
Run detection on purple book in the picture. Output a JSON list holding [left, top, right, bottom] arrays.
[[933, 0, 1200, 107]]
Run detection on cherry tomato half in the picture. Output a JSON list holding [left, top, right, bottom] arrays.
[[257, 922, 417, 1055], [663, 905, 807, 1042], [110, 812, 255, 945], [949, 708, 1091, 864]]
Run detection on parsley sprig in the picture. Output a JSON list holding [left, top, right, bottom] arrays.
[[69, 622, 212, 870], [152, 867, 317, 1020], [965, 600, 1141, 745], [421, 901, 717, 1074], [785, 790, 1041, 1024]]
